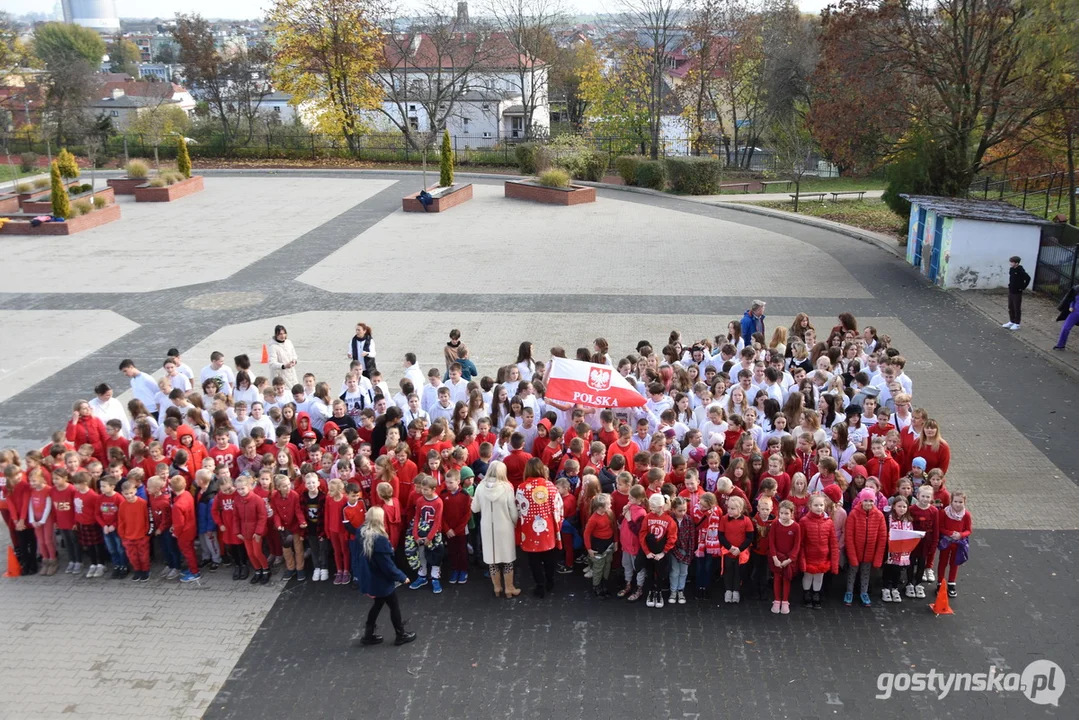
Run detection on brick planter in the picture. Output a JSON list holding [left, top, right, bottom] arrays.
[[504, 180, 596, 206], [22, 186, 115, 215], [402, 183, 473, 213], [134, 175, 204, 202], [0, 193, 18, 214], [107, 177, 149, 195], [1, 202, 121, 236], [18, 181, 79, 206]]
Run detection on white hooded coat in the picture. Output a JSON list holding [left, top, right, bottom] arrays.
[[471, 473, 519, 564]]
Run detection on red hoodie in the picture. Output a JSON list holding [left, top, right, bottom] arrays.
[[177, 426, 209, 478]]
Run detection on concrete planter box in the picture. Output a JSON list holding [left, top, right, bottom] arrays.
[[0, 193, 18, 214], [504, 180, 596, 205], [134, 175, 204, 202], [1, 202, 121, 235], [107, 177, 149, 195], [22, 186, 115, 215], [402, 183, 473, 213]]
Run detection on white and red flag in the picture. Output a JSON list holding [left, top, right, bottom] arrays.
[[545, 357, 646, 409], [887, 528, 926, 555]]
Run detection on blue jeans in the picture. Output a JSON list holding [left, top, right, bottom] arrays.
[[103, 531, 127, 567], [669, 559, 690, 591], [159, 533, 182, 569]]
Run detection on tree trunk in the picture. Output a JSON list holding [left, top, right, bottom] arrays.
[[793, 179, 800, 212], [1066, 121, 1076, 227]]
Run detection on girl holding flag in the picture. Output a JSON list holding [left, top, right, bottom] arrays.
[[882, 495, 918, 603]]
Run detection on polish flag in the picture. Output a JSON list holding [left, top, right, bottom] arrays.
[[888, 528, 926, 555], [545, 357, 646, 409]]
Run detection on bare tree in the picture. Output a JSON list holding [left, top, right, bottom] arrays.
[[380, 5, 494, 149], [770, 113, 815, 210], [486, 0, 564, 137], [616, 0, 683, 160]]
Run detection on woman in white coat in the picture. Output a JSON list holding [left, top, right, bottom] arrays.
[[268, 324, 299, 388], [471, 461, 520, 598]]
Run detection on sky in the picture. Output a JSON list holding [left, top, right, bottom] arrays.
[[8, 0, 836, 22]]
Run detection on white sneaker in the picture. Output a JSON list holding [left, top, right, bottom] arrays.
[[905, 584, 916, 598], [731, 591, 740, 603], [319, 568, 329, 581], [583, 568, 593, 578], [645, 591, 656, 607], [882, 588, 893, 602], [166, 568, 181, 580], [1010, 324, 1020, 330], [893, 590, 902, 603], [915, 585, 926, 598], [160, 567, 171, 578], [669, 591, 677, 605], [65, 562, 75, 573], [724, 590, 733, 603], [925, 568, 936, 583], [678, 591, 686, 605], [1002, 321, 1014, 328], [86, 564, 98, 578], [655, 592, 665, 608], [72, 562, 82, 574]]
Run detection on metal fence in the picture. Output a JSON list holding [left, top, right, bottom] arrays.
[[1034, 233, 1079, 303], [967, 170, 1076, 219], [2, 129, 834, 174]]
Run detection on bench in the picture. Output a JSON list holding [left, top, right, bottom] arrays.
[[720, 182, 752, 193], [761, 180, 793, 192], [830, 190, 867, 201], [790, 192, 827, 202]]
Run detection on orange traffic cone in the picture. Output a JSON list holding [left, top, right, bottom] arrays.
[[260, 344, 269, 364], [929, 581, 953, 615], [3, 547, 21, 578]]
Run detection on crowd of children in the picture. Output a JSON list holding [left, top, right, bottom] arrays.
[[0, 312, 973, 610]]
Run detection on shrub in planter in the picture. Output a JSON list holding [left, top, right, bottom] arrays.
[[516, 143, 540, 174], [76, 183, 93, 194], [50, 162, 71, 218], [15, 182, 32, 193], [616, 156, 644, 185], [73, 199, 92, 216], [440, 129, 454, 187], [666, 156, 722, 194], [32, 178, 50, 190], [148, 177, 167, 188], [126, 159, 149, 178], [635, 159, 668, 190], [537, 168, 572, 188], [578, 151, 608, 182], [19, 152, 38, 173], [93, 196, 107, 210], [176, 136, 192, 178], [57, 148, 80, 180]]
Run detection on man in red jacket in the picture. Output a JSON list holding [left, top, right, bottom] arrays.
[[440, 471, 472, 585], [170, 475, 200, 583]]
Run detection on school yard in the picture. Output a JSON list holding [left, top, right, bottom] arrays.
[[0, 172, 1075, 719]]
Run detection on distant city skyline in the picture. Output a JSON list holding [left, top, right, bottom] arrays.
[[7, 0, 837, 22]]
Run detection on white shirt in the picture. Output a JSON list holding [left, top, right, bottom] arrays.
[[129, 371, 160, 412], [402, 406, 430, 426], [308, 398, 332, 432], [421, 383, 443, 413], [445, 378, 469, 405], [404, 364, 425, 393], [516, 360, 535, 382], [200, 363, 236, 396], [165, 373, 191, 393], [234, 386, 259, 408], [89, 397, 131, 437]]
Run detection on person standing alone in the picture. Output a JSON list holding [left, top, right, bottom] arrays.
[[1003, 256, 1030, 330]]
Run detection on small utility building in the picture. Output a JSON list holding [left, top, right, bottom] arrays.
[[900, 195, 1049, 290]]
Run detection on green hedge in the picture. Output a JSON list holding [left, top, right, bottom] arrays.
[[666, 156, 722, 195], [635, 160, 668, 190], [516, 143, 540, 174], [616, 155, 643, 185]]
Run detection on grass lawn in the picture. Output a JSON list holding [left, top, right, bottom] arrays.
[[753, 197, 907, 238], [0, 164, 50, 185], [762, 176, 889, 194]]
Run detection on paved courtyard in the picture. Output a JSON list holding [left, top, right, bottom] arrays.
[[0, 172, 1075, 719]]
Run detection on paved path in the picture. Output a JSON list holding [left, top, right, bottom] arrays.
[[0, 172, 1075, 718], [693, 189, 885, 204]]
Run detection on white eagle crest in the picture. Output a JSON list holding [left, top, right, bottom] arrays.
[[587, 367, 611, 391]]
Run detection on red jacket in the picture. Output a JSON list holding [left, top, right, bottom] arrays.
[[270, 490, 303, 533], [845, 505, 888, 567], [798, 511, 838, 574], [177, 426, 209, 478], [866, 455, 901, 497], [66, 416, 110, 464], [211, 491, 241, 544], [440, 489, 472, 536], [234, 490, 268, 538], [171, 490, 197, 539]]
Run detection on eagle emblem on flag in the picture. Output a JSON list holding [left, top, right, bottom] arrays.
[[587, 367, 612, 391]]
